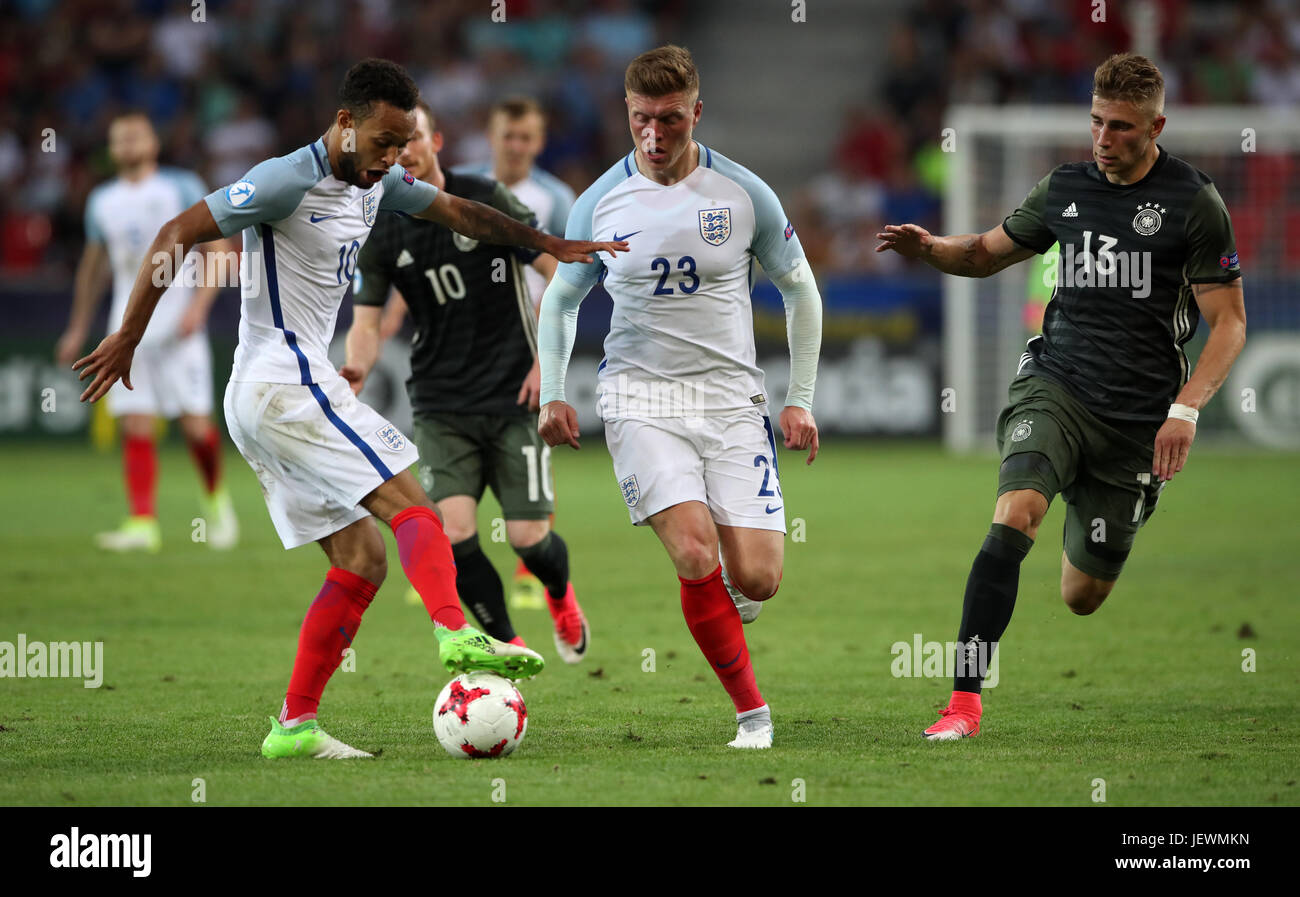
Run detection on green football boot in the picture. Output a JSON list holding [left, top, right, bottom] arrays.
[[95, 515, 161, 553], [261, 717, 373, 759], [436, 626, 545, 679]]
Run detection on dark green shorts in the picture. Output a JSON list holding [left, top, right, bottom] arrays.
[[996, 374, 1164, 581], [411, 412, 554, 519]]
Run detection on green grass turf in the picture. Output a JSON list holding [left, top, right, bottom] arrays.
[[1, 439, 1297, 806]]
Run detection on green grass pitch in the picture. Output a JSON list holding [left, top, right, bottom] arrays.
[[1, 439, 1296, 806]]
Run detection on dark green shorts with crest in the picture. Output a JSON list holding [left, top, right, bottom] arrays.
[[996, 374, 1164, 581], [411, 412, 554, 519]]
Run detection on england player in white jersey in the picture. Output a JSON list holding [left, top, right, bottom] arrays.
[[457, 97, 576, 311], [75, 59, 625, 760], [538, 46, 823, 749], [57, 112, 238, 554]]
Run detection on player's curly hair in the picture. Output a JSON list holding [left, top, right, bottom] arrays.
[[1093, 53, 1165, 119], [339, 58, 420, 121], [625, 44, 699, 98]]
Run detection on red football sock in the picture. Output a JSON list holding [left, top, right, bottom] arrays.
[[122, 435, 156, 518], [281, 567, 378, 723], [391, 506, 467, 630], [680, 565, 764, 713], [186, 427, 222, 495]]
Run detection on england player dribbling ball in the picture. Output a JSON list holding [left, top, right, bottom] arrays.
[[72, 58, 627, 760], [875, 53, 1247, 741], [537, 45, 824, 749]]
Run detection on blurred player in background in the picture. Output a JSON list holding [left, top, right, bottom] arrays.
[[456, 97, 577, 610], [57, 111, 238, 553], [876, 54, 1247, 741], [537, 46, 823, 748], [74, 59, 625, 758], [345, 100, 590, 664]]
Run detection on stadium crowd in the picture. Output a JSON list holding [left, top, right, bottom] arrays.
[[1, 0, 1297, 276]]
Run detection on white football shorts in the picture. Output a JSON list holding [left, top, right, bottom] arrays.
[[224, 375, 419, 549], [604, 409, 786, 532], [107, 332, 213, 418]]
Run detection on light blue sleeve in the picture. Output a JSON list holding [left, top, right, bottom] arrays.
[[554, 158, 629, 290], [84, 185, 106, 244], [713, 154, 806, 279], [163, 168, 208, 207], [378, 163, 439, 214], [536, 169, 577, 237], [202, 154, 316, 238]]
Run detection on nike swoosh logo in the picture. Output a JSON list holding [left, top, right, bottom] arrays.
[[765, 504, 783, 514], [611, 231, 641, 242], [310, 213, 339, 223], [715, 648, 743, 669]]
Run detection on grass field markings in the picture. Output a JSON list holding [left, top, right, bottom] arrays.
[[890, 632, 999, 688], [0, 633, 105, 688]]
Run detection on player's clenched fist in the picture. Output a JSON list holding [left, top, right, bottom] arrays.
[[779, 405, 819, 465], [539, 400, 580, 450], [874, 223, 933, 258]]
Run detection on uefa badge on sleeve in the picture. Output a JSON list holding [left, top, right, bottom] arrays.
[[227, 181, 255, 207]]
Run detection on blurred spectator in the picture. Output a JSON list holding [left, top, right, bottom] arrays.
[[206, 96, 276, 187]]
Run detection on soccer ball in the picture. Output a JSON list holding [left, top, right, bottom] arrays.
[[433, 672, 528, 759]]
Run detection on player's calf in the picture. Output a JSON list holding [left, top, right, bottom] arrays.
[[1060, 554, 1116, 615]]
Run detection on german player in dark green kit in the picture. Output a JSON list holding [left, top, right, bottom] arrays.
[[876, 54, 1247, 740], [344, 101, 590, 663]]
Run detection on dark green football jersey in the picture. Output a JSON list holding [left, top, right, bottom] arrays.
[[1002, 146, 1241, 425], [352, 171, 541, 415]]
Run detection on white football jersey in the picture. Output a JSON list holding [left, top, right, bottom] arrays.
[[85, 167, 207, 348], [204, 137, 439, 384], [456, 162, 575, 306], [557, 142, 806, 417]]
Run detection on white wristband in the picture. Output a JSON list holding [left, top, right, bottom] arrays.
[[1168, 403, 1199, 424]]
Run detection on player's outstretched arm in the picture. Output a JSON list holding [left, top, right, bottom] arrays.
[[1153, 279, 1247, 482], [875, 223, 1035, 278], [416, 191, 628, 264], [74, 201, 225, 402]]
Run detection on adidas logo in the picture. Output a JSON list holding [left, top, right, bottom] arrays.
[[396, 248, 414, 267], [1062, 202, 1079, 218]]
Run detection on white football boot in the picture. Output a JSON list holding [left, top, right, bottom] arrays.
[[728, 705, 774, 749]]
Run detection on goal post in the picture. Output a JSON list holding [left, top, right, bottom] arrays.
[[942, 105, 1300, 453]]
